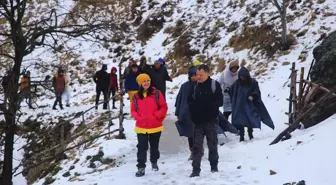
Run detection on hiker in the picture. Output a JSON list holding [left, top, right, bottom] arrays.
[[19, 71, 33, 109], [124, 64, 140, 108], [150, 60, 172, 99], [175, 66, 198, 161], [228, 66, 274, 142], [139, 56, 152, 76], [187, 64, 223, 177], [52, 68, 66, 110], [62, 71, 71, 107], [93, 64, 110, 110], [217, 61, 239, 120], [123, 59, 136, 79], [130, 73, 168, 177], [109, 67, 119, 109], [1, 70, 11, 104]]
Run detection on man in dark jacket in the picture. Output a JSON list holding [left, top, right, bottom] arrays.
[[139, 56, 152, 76], [93, 64, 110, 110], [188, 64, 223, 177], [122, 59, 135, 79], [151, 60, 172, 99]]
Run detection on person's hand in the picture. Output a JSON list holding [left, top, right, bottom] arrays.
[[176, 116, 179, 120], [169, 76, 173, 82], [248, 96, 253, 101]]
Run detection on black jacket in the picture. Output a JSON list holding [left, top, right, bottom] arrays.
[[93, 70, 110, 89], [151, 66, 170, 95], [188, 77, 223, 124], [2, 75, 10, 89]]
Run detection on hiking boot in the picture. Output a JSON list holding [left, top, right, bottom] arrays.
[[248, 132, 254, 140], [66, 104, 70, 107], [135, 168, 145, 177], [60, 106, 64, 110], [239, 136, 244, 142], [151, 163, 159, 171], [190, 169, 200, 177], [112, 106, 117, 109], [211, 165, 218, 173], [52, 107, 57, 110]]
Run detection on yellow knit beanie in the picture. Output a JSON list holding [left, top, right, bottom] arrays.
[[136, 74, 151, 86]]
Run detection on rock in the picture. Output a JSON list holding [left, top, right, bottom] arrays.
[[297, 180, 306, 185], [237, 166, 242, 169], [317, 0, 326, 3], [62, 171, 71, 177], [303, 31, 336, 128], [297, 141, 303, 145], [270, 170, 277, 175]]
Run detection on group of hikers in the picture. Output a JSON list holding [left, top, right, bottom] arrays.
[[92, 56, 172, 110], [1, 68, 71, 110], [128, 58, 275, 178]]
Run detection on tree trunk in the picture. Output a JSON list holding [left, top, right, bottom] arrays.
[[280, 0, 288, 49], [1, 116, 15, 185]]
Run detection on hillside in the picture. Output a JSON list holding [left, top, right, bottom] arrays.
[[0, 0, 335, 184]]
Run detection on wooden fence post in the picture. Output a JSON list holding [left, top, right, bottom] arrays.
[[297, 67, 304, 115]]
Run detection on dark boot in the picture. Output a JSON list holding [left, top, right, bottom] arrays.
[[239, 126, 245, 142], [239, 136, 244, 142], [60, 104, 64, 110], [135, 168, 145, 177], [248, 128, 253, 140], [211, 165, 218, 173], [151, 163, 159, 171], [190, 168, 200, 177]]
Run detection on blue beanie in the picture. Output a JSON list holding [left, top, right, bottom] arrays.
[[188, 66, 197, 77], [158, 58, 165, 64]]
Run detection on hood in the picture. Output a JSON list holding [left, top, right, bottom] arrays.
[[111, 67, 117, 73], [238, 66, 250, 78]]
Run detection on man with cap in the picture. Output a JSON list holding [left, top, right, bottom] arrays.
[[52, 68, 66, 110], [175, 66, 198, 161], [150, 59, 172, 100], [19, 70, 33, 109], [93, 64, 110, 110]]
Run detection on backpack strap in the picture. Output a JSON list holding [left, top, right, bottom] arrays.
[[155, 90, 160, 110], [132, 94, 139, 112], [211, 79, 216, 94]]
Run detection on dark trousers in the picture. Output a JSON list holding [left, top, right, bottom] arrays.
[[137, 132, 161, 168], [192, 119, 219, 172], [109, 88, 116, 106], [237, 125, 253, 137], [223, 112, 231, 120], [96, 88, 108, 109], [53, 90, 64, 109], [19, 89, 32, 108], [188, 137, 193, 150]]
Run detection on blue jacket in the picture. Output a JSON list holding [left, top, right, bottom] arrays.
[[124, 71, 140, 92]]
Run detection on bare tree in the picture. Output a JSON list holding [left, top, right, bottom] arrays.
[[0, 0, 118, 184], [270, 0, 288, 49]]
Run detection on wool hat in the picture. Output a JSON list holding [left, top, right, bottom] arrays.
[[193, 60, 201, 66], [136, 73, 151, 85], [102, 64, 108, 70], [158, 58, 165, 64]]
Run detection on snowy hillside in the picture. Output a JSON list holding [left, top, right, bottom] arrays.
[[1, 0, 336, 184]]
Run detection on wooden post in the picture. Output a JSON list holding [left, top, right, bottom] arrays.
[[118, 59, 125, 139], [59, 123, 65, 159], [285, 62, 295, 125], [81, 114, 85, 123], [292, 68, 297, 121], [297, 67, 304, 116]]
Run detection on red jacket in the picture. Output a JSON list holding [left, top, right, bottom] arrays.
[[110, 72, 118, 90], [131, 89, 168, 134]]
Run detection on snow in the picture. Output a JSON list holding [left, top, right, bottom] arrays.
[[1, 0, 335, 184]]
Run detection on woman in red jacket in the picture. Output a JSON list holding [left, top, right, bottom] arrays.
[[131, 73, 168, 177], [109, 67, 118, 109]]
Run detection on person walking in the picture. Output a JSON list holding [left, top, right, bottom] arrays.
[[228, 66, 274, 142], [175, 66, 198, 161], [109, 67, 119, 109], [217, 61, 239, 120], [188, 64, 223, 177], [139, 56, 152, 76], [93, 64, 110, 110], [52, 68, 66, 110], [124, 64, 140, 108], [150, 60, 172, 99], [19, 71, 33, 109], [131, 74, 168, 177]]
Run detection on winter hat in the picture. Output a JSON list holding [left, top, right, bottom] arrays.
[[193, 60, 201, 66], [188, 66, 197, 77], [158, 58, 165, 64], [102, 64, 108, 70], [238, 66, 250, 78], [111, 67, 117, 72], [136, 73, 151, 85], [229, 61, 239, 70]]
